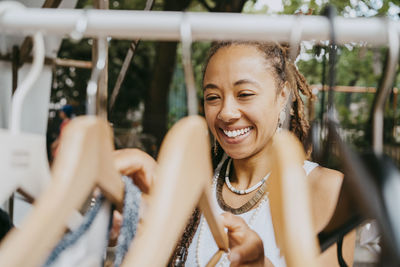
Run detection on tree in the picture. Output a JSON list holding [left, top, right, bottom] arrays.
[[142, 0, 248, 148], [50, 0, 400, 154]]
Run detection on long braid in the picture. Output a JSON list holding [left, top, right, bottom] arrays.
[[286, 62, 314, 154]]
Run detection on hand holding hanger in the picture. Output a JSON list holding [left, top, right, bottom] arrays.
[[220, 213, 272, 267], [121, 116, 228, 267], [120, 17, 228, 266], [113, 148, 156, 194]]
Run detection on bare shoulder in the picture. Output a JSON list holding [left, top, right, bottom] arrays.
[[308, 166, 356, 265], [309, 165, 343, 183], [307, 165, 343, 232]]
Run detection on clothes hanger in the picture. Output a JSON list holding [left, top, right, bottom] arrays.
[[0, 21, 125, 267], [180, 13, 198, 116], [0, 1, 51, 205], [269, 130, 319, 267], [357, 19, 400, 264], [316, 7, 400, 265], [313, 9, 366, 266], [122, 116, 228, 267], [121, 14, 228, 267]]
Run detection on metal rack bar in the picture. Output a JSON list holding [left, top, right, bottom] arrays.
[[0, 9, 398, 46]]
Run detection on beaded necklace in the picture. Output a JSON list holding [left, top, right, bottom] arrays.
[[225, 158, 270, 195]]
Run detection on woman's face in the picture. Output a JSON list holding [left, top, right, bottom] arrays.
[[203, 45, 287, 160]]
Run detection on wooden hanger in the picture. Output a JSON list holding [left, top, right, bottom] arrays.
[[268, 131, 319, 267], [122, 115, 229, 267], [0, 116, 124, 266]]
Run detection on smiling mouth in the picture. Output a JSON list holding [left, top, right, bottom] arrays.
[[222, 126, 252, 138]]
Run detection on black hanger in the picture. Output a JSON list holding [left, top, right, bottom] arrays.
[[315, 5, 400, 266]]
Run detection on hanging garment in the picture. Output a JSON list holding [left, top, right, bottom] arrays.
[[44, 176, 141, 267], [185, 155, 319, 267]]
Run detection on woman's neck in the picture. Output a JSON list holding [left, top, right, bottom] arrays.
[[230, 143, 273, 189]]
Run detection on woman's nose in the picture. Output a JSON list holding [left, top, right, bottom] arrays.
[[217, 100, 240, 122]]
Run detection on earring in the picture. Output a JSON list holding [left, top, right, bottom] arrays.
[[277, 108, 286, 133], [213, 138, 219, 156]]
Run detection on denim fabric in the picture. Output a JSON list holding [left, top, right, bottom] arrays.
[[114, 176, 141, 267], [44, 176, 141, 267], [43, 194, 107, 266]]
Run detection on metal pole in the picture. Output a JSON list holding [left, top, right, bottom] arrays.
[[0, 9, 398, 46], [93, 0, 109, 120]]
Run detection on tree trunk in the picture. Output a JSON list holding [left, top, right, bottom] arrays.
[[143, 0, 246, 149], [143, 41, 178, 147], [212, 0, 247, 12], [142, 0, 192, 148]]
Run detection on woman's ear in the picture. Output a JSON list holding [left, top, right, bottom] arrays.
[[278, 83, 290, 110]]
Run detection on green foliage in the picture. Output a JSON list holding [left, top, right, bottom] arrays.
[[49, 0, 400, 155]]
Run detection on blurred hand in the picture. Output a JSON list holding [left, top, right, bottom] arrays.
[[113, 148, 157, 194], [221, 213, 273, 267], [109, 149, 157, 246]]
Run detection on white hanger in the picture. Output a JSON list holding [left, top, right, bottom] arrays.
[[0, 1, 50, 205], [0, 21, 125, 266], [372, 20, 399, 154], [181, 13, 198, 116], [86, 36, 107, 115]]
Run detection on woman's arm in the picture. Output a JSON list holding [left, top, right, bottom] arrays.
[[309, 167, 356, 266]]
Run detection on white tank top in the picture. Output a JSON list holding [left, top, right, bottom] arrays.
[[185, 156, 319, 267]]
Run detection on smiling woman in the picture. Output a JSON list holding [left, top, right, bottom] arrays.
[[203, 44, 287, 160], [167, 41, 355, 267]]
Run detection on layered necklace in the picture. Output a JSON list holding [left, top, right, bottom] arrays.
[[195, 157, 270, 267], [216, 158, 270, 215]]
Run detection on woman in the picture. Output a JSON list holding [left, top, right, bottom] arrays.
[[114, 42, 355, 266]]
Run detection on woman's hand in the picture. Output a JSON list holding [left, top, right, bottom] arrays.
[[221, 213, 274, 267], [109, 148, 157, 246], [113, 148, 157, 194]]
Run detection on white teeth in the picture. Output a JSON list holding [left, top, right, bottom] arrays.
[[223, 127, 251, 138]]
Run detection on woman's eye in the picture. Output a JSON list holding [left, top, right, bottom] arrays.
[[205, 95, 220, 101], [238, 93, 255, 98]]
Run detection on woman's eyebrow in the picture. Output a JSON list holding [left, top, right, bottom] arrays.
[[233, 79, 261, 88], [203, 83, 219, 90]]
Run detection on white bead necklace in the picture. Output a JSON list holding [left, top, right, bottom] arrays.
[[225, 158, 270, 195], [195, 171, 269, 267]]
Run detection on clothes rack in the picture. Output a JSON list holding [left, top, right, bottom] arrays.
[[0, 9, 399, 46]]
